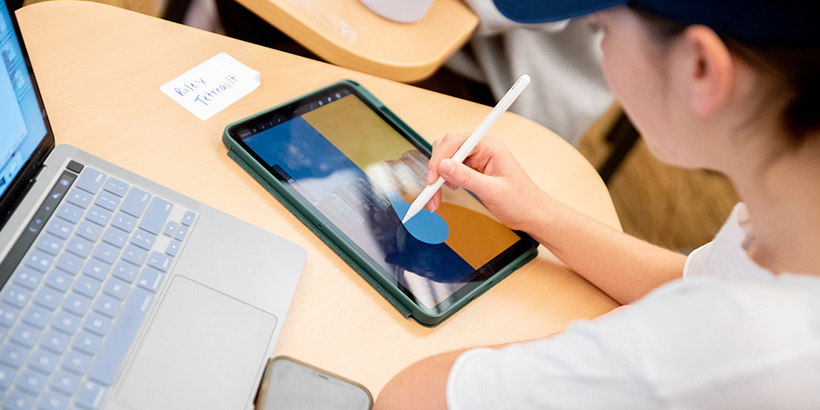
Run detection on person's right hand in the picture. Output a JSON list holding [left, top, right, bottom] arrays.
[[425, 133, 553, 232]]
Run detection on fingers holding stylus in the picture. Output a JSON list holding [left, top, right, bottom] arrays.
[[426, 133, 497, 212]]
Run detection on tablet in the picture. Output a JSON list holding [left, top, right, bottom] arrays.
[[222, 80, 538, 326]]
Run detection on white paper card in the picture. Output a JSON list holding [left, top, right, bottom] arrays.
[[161, 53, 261, 120]]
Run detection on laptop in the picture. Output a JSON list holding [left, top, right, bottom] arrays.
[[0, 2, 306, 409]]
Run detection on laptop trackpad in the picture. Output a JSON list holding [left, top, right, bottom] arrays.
[[117, 276, 278, 410]]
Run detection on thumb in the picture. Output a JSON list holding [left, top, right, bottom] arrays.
[[438, 159, 488, 192]]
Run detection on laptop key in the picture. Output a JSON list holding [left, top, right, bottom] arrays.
[[39, 390, 71, 410], [9, 325, 40, 348], [110, 212, 137, 233], [91, 243, 119, 265], [75, 168, 105, 194], [76, 380, 107, 409], [103, 178, 129, 197], [139, 197, 172, 235], [92, 296, 120, 318], [44, 270, 73, 292], [1, 390, 36, 410], [130, 230, 156, 251], [55, 203, 83, 225], [24, 251, 53, 273], [85, 206, 112, 227], [66, 236, 93, 259], [136, 267, 164, 293], [82, 313, 111, 337], [33, 288, 62, 311], [181, 210, 196, 226], [28, 349, 58, 374], [40, 330, 70, 354], [94, 191, 120, 212], [162, 221, 177, 237], [61, 293, 91, 317], [73, 331, 102, 355], [21, 305, 52, 329], [101, 227, 128, 249], [16, 370, 47, 394], [82, 259, 110, 281], [121, 245, 147, 267], [111, 262, 138, 284], [54, 253, 83, 275], [0, 363, 16, 389], [166, 240, 180, 257], [3, 285, 32, 309], [35, 234, 64, 256], [120, 187, 151, 218], [65, 189, 93, 209], [72, 277, 101, 299], [14, 269, 43, 291], [174, 225, 189, 241], [75, 221, 103, 242], [60, 350, 91, 374], [50, 371, 80, 396], [0, 303, 21, 327], [51, 311, 82, 335], [102, 278, 129, 301], [45, 219, 73, 240], [0, 344, 28, 367], [146, 252, 171, 273]]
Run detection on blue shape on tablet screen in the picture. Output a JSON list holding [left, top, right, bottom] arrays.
[[387, 192, 449, 245]]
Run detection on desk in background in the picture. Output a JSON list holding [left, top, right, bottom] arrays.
[[209, 0, 478, 82], [18, 1, 619, 395]]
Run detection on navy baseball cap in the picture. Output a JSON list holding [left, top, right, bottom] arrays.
[[492, 0, 819, 47]]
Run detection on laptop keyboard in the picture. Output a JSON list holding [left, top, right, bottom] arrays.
[[0, 162, 197, 410]]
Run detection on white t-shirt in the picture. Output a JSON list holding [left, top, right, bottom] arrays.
[[447, 204, 820, 409]]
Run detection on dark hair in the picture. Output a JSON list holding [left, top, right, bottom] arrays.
[[630, 5, 820, 145]]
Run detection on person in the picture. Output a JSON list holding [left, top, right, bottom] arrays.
[[373, 0, 820, 408], [444, 0, 612, 145]]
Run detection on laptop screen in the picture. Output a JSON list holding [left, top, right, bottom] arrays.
[[0, 0, 51, 219]]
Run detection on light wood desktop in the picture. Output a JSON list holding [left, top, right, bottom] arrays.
[[228, 0, 478, 82], [17, 1, 620, 396]]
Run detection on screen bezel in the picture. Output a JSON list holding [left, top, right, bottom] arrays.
[[0, 0, 56, 228], [227, 81, 538, 317]]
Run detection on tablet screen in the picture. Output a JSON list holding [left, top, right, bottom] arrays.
[[229, 83, 534, 314]]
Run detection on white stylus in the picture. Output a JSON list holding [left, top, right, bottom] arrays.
[[402, 74, 531, 224]]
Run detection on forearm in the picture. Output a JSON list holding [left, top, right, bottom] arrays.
[[530, 197, 686, 304], [373, 349, 465, 410]]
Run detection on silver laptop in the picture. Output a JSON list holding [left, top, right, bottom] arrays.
[[0, 2, 306, 409]]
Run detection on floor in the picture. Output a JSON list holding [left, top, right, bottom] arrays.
[[21, 0, 740, 253]]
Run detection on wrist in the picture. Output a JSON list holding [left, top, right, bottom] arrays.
[[513, 191, 555, 234]]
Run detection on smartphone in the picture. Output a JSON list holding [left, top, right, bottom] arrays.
[[255, 356, 373, 410], [222, 80, 538, 326]]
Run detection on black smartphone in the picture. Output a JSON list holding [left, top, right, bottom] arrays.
[[255, 356, 373, 410], [223, 80, 538, 326]]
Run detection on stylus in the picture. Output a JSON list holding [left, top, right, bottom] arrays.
[[402, 74, 531, 224]]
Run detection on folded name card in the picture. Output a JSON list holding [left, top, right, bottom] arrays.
[[161, 53, 261, 120]]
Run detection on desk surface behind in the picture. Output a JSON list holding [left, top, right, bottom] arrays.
[[18, 1, 620, 395]]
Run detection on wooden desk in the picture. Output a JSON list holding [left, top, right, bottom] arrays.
[[228, 0, 478, 82], [18, 1, 619, 396]]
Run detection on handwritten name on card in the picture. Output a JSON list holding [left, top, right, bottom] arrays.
[[161, 53, 261, 120]]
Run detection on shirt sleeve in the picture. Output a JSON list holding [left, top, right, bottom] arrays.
[[446, 309, 663, 410]]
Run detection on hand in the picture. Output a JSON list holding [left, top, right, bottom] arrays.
[[426, 133, 553, 232]]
